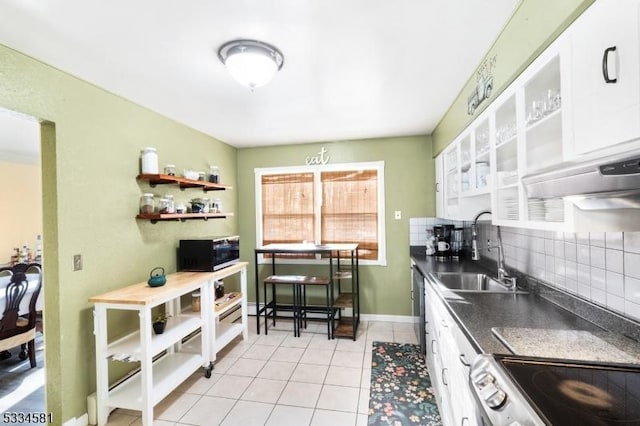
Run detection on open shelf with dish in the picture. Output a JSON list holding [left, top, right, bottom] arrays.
[[136, 212, 233, 223], [137, 174, 231, 191]]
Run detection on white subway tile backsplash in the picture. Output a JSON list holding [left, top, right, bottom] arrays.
[[625, 252, 640, 279], [606, 249, 624, 274], [607, 293, 625, 314], [592, 288, 606, 306], [554, 241, 565, 259], [554, 258, 566, 277], [545, 239, 554, 256], [578, 284, 591, 299], [625, 276, 640, 305], [420, 221, 640, 325], [625, 232, 640, 254], [564, 243, 577, 263], [606, 232, 624, 250], [545, 255, 555, 273], [565, 261, 577, 282], [590, 267, 606, 290], [577, 244, 590, 265], [590, 247, 606, 269], [606, 271, 624, 297], [625, 300, 640, 322], [577, 264, 591, 286], [576, 232, 590, 245], [590, 232, 606, 247]]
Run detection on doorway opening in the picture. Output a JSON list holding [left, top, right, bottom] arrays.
[[0, 107, 46, 413]]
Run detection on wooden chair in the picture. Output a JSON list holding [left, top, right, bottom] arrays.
[[0, 263, 42, 368]]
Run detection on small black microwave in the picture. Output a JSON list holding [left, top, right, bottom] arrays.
[[179, 236, 240, 271]]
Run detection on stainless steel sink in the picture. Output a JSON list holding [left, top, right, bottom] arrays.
[[434, 272, 528, 294]]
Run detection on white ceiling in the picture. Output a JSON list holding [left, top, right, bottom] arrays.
[[0, 0, 521, 148]]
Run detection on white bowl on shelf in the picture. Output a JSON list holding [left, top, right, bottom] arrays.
[[183, 170, 199, 180]]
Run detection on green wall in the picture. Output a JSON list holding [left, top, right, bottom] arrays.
[[432, 0, 594, 155], [237, 136, 433, 317], [0, 44, 238, 424]]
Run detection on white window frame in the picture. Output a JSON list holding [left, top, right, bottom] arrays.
[[255, 161, 386, 266]]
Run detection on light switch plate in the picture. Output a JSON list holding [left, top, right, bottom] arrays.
[[73, 254, 82, 271]]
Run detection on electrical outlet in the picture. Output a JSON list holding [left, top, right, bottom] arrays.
[[73, 254, 83, 271], [394, 211, 402, 220]]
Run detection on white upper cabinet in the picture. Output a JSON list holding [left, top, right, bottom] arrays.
[[569, 0, 640, 157], [435, 153, 444, 218]]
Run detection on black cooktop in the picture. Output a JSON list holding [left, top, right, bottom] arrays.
[[499, 356, 640, 425]]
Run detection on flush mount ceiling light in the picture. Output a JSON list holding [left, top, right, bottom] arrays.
[[217, 39, 284, 90]]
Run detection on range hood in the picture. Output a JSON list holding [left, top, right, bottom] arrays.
[[522, 149, 640, 210]]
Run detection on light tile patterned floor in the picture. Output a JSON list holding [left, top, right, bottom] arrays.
[[106, 317, 418, 426]]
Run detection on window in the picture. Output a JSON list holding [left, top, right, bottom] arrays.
[[255, 161, 385, 265]]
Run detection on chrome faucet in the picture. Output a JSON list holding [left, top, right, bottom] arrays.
[[471, 210, 491, 261], [471, 210, 517, 290]]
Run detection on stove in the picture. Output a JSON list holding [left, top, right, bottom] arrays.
[[469, 354, 640, 425]]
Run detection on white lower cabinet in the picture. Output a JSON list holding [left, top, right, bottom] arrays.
[[90, 262, 248, 426], [425, 282, 480, 426]]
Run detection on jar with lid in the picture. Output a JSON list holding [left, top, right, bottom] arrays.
[[209, 166, 220, 183], [140, 147, 159, 174], [139, 193, 155, 214], [164, 164, 176, 176], [191, 291, 201, 312], [158, 197, 171, 214], [164, 194, 175, 213], [198, 171, 207, 181], [211, 198, 222, 213], [190, 198, 206, 213], [201, 198, 210, 213]]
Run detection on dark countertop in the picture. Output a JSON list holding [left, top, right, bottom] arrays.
[[411, 248, 640, 363]]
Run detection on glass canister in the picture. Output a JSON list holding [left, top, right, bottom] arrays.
[[158, 197, 171, 214], [164, 164, 176, 176], [190, 198, 206, 213], [212, 198, 222, 213], [164, 195, 175, 213], [198, 171, 207, 181], [209, 166, 220, 183], [201, 198, 210, 213], [139, 193, 155, 214], [140, 147, 159, 174], [191, 291, 201, 312]]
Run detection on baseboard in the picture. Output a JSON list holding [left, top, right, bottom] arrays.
[[361, 313, 414, 323], [62, 413, 88, 426], [247, 303, 414, 323]]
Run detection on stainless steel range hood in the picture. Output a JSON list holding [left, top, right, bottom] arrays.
[[522, 149, 640, 210]]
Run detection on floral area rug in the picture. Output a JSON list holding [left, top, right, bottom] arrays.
[[368, 341, 442, 426]]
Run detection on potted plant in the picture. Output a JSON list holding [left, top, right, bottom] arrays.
[[152, 313, 171, 335]]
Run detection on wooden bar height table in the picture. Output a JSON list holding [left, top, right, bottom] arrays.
[[254, 243, 360, 340]]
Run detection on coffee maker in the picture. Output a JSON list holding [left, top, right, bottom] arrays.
[[433, 225, 454, 261]]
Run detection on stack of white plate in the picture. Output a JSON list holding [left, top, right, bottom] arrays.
[[528, 198, 546, 221], [501, 195, 519, 220], [544, 199, 564, 222]]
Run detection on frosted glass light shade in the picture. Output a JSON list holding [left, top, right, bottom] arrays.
[[218, 40, 284, 89]]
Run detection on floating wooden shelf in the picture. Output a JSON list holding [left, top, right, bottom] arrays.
[[136, 212, 233, 223], [137, 174, 232, 192]]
